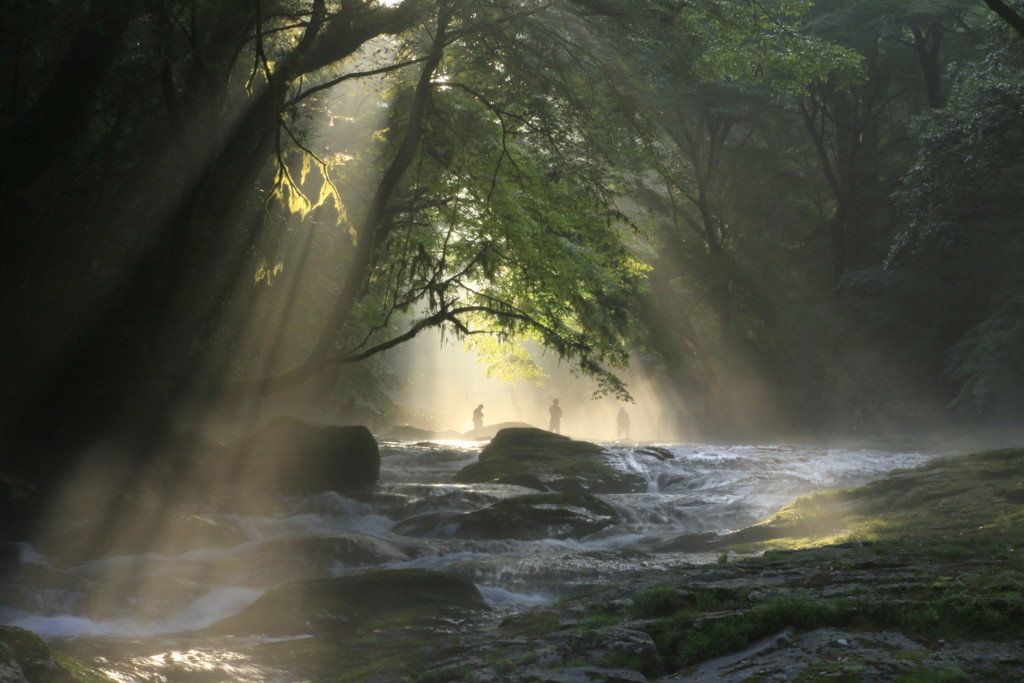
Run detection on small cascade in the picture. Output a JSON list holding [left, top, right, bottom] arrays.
[[0, 437, 937, 679]]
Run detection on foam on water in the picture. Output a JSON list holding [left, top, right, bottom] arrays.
[[2, 439, 938, 649], [3, 587, 264, 640]]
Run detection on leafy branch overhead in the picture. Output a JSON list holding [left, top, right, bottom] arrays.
[[254, 0, 860, 400], [4, 0, 1022, 454]]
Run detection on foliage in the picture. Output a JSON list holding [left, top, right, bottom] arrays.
[[2, 0, 1022, 455], [890, 29, 1024, 417]]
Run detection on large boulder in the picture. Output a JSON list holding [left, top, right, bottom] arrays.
[[453, 493, 619, 540], [462, 421, 536, 440], [0, 626, 114, 682], [454, 427, 646, 493], [239, 417, 380, 494], [209, 568, 486, 636]]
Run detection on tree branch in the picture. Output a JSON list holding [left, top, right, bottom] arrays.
[[981, 0, 1024, 38]]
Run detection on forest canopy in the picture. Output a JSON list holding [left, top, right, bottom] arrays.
[[2, 0, 1023, 473]]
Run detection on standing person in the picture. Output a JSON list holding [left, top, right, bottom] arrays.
[[472, 404, 484, 431], [548, 398, 562, 434], [616, 407, 630, 440]]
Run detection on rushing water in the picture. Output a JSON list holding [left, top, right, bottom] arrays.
[[0, 439, 936, 680]]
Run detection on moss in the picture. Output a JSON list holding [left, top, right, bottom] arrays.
[[636, 583, 1024, 675], [596, 649, 653, 672], [630, 585, 693, 618], [631, 585, 749, 620], [0, 626, 113, 682], [500, 610, 563, 636], [416, 664, 472, 682], [718, 448, 1024, 555], [895, 666, 971, 682], [578, 613, 621, 630]]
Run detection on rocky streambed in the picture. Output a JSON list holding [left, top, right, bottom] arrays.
[[1, 431, 1022, 681]]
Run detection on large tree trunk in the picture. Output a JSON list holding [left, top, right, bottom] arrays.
[[982, 0, 1024, 38], [223, 3, 453, 401]]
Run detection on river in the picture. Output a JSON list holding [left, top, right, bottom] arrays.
[[0, 437, 936, 681]]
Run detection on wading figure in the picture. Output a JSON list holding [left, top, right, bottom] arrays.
[[472, 404, 484, 431], [548, 398, 562, 434], [616, 407, 630, 440]]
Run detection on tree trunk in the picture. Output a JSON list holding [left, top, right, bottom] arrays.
[[0, 1, 432, 464], [982, 0, 1024, 38], [226, 3, 453, 400]]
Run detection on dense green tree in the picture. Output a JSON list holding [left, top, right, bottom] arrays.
[[1, 0, 1021, 477], [888, 28, 1024, 418]]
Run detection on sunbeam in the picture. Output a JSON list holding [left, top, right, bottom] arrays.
[[3, 1, 1023, 680]]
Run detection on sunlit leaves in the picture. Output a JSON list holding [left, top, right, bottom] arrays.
[[269, 150, 347, 220], [464, 334, 547, 385], [254, 259, 285, 286]]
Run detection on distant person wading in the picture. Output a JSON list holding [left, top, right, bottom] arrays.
[[473, 404, 484, 432], [616, 407, 630, 440], [548, 398, 562, 434]]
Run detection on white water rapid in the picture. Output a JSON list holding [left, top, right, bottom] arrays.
[[0, 439, 936, 681]]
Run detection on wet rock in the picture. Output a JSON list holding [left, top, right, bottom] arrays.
[[463, 421, 536, 441], [209, 568, 487, 636], [238, 532, 418, 582], [637, 446, 675, 461], [236, 417, 380, 495], [0, 625, 114, 682], [453, 493, 620, 541], [381, 425, 464, 441], [454, 428, 646, 493]]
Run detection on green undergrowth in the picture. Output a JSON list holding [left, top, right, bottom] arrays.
[[634, 588, 1024, 673], [574, 449, 1024, 675]]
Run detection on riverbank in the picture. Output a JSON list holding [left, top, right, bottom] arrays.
[[411, 447, 1024, 681], [3, 446, 1022, 681]]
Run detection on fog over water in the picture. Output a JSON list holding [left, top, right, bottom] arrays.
[[0, 335, 948, 681], [389, 332, 686, 441], [1, 434, 936, 682]]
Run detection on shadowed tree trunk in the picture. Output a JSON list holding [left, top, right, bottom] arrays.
[[0, 0, 433, 469], [982, 0, 1024, 38]]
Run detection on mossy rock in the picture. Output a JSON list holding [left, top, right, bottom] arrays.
[[454, 428, 645, 493], [0, 626, 113, 682], [711, 448, 1024, 552], [454, 492, 620, 540], [209, 568, 486, 636]]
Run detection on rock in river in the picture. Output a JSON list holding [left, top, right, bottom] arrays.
[[236, 416, 380, 495], [453, 427, 646, 493], [453, 492, 620, 540], [0, 625, 114, 682]]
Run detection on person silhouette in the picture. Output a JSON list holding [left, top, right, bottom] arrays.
[[548, 398, 562, 434], [616, 407, 630, 440], [472, 404, 484, 431]]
